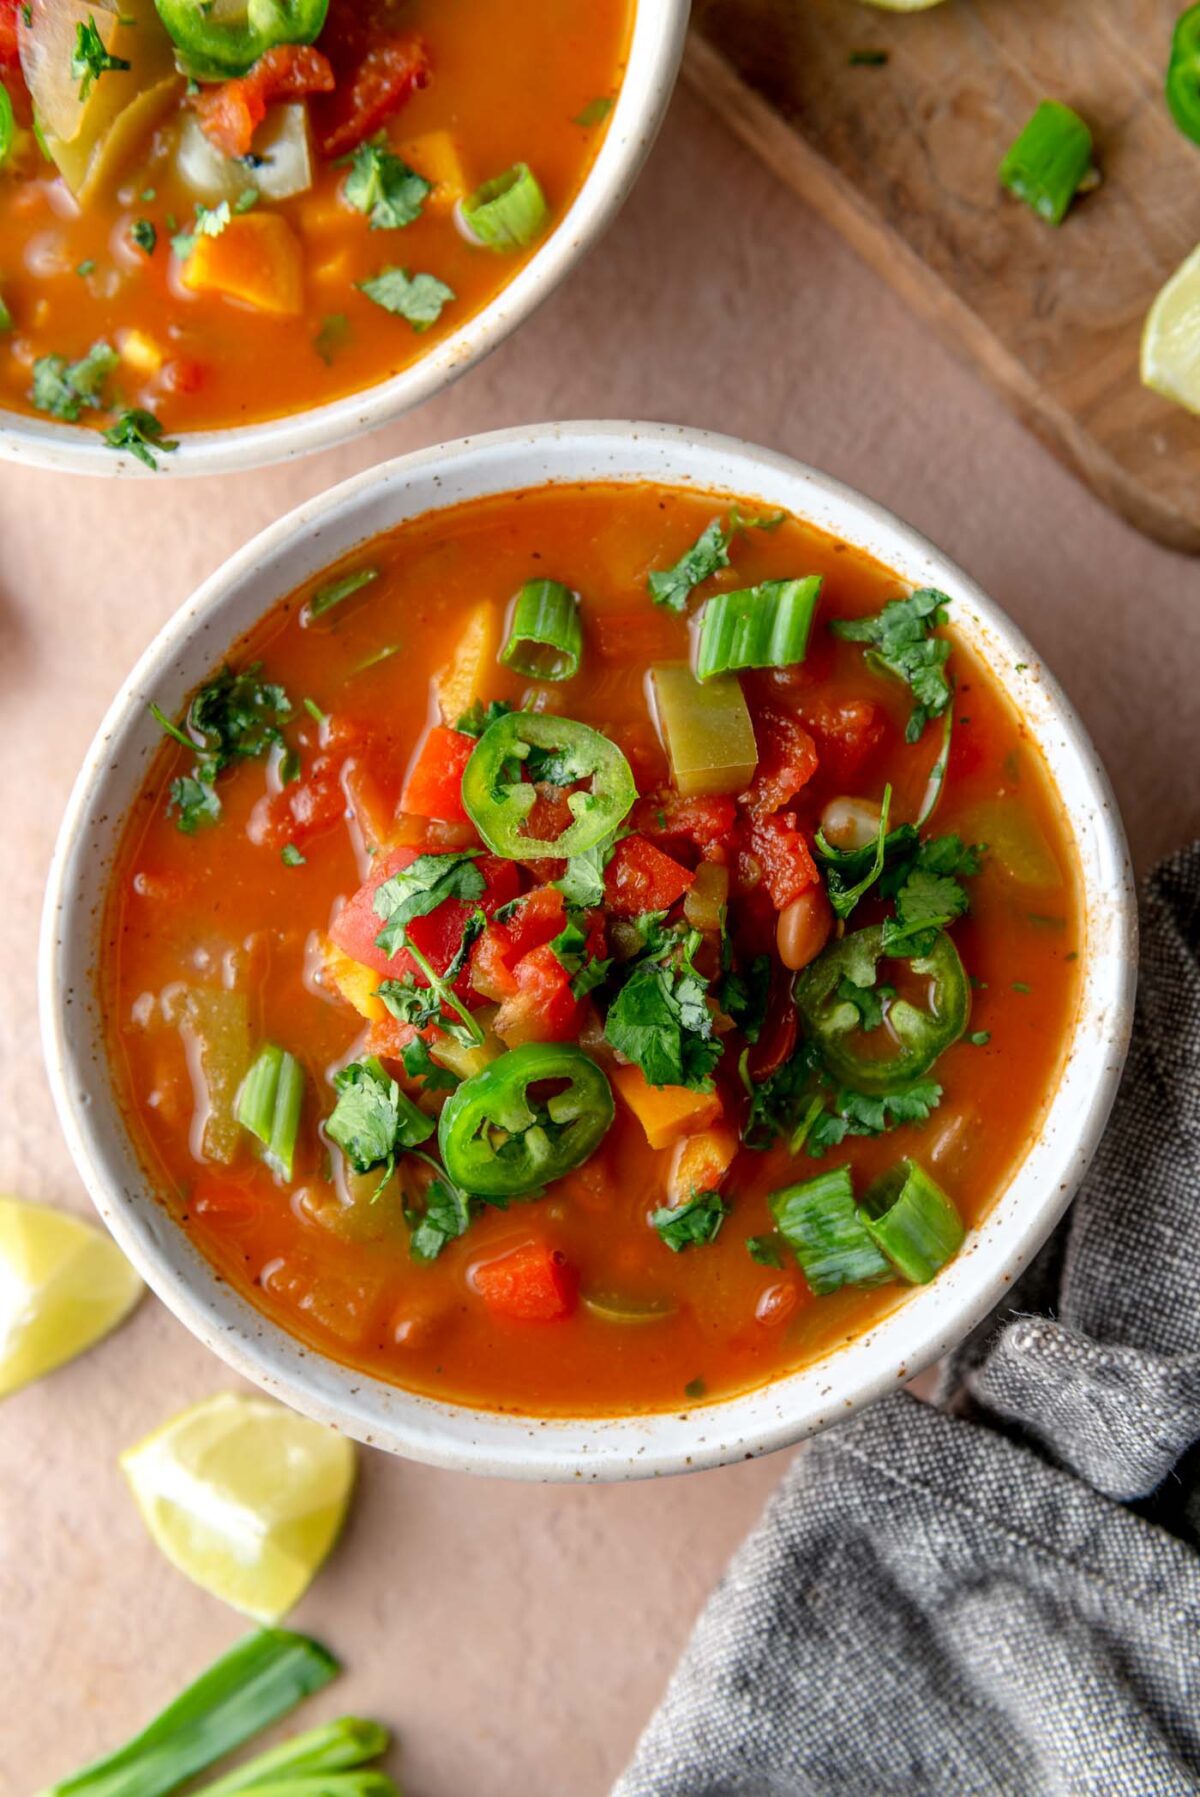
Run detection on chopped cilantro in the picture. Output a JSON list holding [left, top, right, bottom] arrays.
[[130, 218, 157, 255], [574, 96, 614, 127], [76, 259, 96, 278], [31, 341, 118, 421], [326, 1056, 433, 1178], [1012, 980, 1031, 994], [150, 664, 292, 833], [103, 408, 178, 470], [604, 929, 722, 1090], [0, 292, 12, 334], [358, 267, 455, 330], [171, 201, 231, 261], [648, 517, 731, 613], [548, 913, 612, 999], [343, 139, 431, 229], [967, 1030, 991, 1045], [314, 313, 350, 366], [814, 788, 910, 919], [400, 1036, 460, 1093], [281, 843, 305, 867], [683, 1376, 707, 1401], [309, 567, 379, 617], [456, 698, 515, 739], [555, 831, 619, 909], [746, 1232, 785, 1267], [878, 835, 983, 958], [720, 953, 771, 1044], [832, 587, 954, 742], [234, 187, 259, 214], [407, 1169, 472, 1262], [72, 17, 130, 101], [373, 852, 485, 954], [651, 1191, 728, 1252]]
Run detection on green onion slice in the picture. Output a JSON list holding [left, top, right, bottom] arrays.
[[769, 1166, 893, 1296], [0, 85, 14, 168], [861, 1158, 964, 1284], [43, 1629, 338, 1797], [460, 162, 548, 250], [695, 577, 822, 681], [998, 100, 1096, 226], [308, 568, 379, 620], [500, 579, 582, 681], [237, 1045, 305, 1182], [192, 1718, 389, 1796]]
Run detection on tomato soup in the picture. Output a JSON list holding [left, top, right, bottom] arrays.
[[0, 0, 631, 455], [103, 481, 1082, 1414]]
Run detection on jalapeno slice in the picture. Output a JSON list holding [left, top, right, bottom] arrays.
[[154, 0, 330, 80], [796, 924, 969, 1095], [437, 1041, 615, 1198], [460, 710, 636, 861]]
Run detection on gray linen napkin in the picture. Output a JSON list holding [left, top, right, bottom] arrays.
[[615, 845, 1200, 1797]]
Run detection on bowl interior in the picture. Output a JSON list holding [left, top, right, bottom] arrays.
[[40, 422, 1137, 1478], [0, 2, 688, 479]]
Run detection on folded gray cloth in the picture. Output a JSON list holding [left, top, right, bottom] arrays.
[[615, 846, 1200, 1797]]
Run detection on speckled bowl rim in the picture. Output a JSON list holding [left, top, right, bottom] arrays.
[[40, 421, 1137, 1479], [0, 3, 688, 479]]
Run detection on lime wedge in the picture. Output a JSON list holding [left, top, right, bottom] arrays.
[[0, 1195, 143, 1398], [1142, 242, 1200, 415], [120, 1392, 356, 1622]]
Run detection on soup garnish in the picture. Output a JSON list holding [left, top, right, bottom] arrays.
[[105, 481, 1081, 1413], [0, 0, 631, 451]]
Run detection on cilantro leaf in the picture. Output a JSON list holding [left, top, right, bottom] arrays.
[[343, 140, 431, 229], [358, 267, 455, 330], [647, 517, 731, 613], [832, 588, 954, 742], [103, 408, 178, 470], [814, 790, 917, 921], [407, 1171, 471, 1262], [805, 1080, 943, 1156], [326, 1056, 433, 1174], [555, 832, 618, 908], [604, 936, 722, 1090], [456, 698, 515, 739], [152, 664, 292, 832], [72, 17, 129, 100], [31, 341, 118, 421], [131, 218, 157, 255], [400, 1035, 460, 1093], [549, 913, 611, 999], [651, 1190, 728, 1252], [881, 867, 972, 959], [171, 200, 231, 261], [314, 312, 350, 366], [746, 1232, 785, 1267], [167, 775, 220, 834], [373, 852, 485, 954]]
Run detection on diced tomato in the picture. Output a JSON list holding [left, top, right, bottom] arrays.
[[363, 1011, 420, 1060], [795, 696, 885, 788], [314, 33, 431, 159], [740, 709, 819, 817], [250, 748, 348, 851], [604, 835, 694, 918], [471, 885, 565, 1001], [493, 942, 578, 1046], [329, 844, 521, 988], [1, 0, 30, 124], [471, 1240, 577, 1321], [737, 811, 819, 910], [632, 792, 737, 861], [522, 783, 575, 847], [194, 45, 335, 159], [400, 725, 472, 823]]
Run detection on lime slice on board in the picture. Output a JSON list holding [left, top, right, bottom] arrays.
[[0, 1195, 143, 1398], [1142, 243, 1200, 416], [120, 1392, 356, 1622]]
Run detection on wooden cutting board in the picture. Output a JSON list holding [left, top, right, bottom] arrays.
[[686, 0, 1200, 556]]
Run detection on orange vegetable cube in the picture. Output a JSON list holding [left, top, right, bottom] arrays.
[[612, 1065, 722, 1151], [667, 1126, 739, 1206], [181, 213, 305, 317]]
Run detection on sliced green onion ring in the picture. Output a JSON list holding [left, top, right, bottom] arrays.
[[459, 162, 548, 250], [695, 576, 822, 681], [237, 1044, 305, 1182], [769, 1166, 893, 1296], [0, 85, 14, 168], [998, 100, 1096, 226], [861, 1158, 964, 1283], [501, 580, 582, 681], [308, 567, 379, 621]]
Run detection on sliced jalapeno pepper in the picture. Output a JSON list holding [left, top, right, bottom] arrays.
[[153, 0, 330, 80], [461, 710, 636, 861], [437, 1041, 615, 1198], [796, 924, 969, 1095]]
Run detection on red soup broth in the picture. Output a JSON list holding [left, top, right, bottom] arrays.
[[0, 0, 631, 444], [103, 481, 1082, 1415]]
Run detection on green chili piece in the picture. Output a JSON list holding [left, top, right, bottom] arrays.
[[460, 710, 636, 860], [437, 1042, 614, 1198], [796, 925, 969, 1095], [152, 0, 331, 79]]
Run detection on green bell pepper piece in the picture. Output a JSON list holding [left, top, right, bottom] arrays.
[[460, 710, 636, 861], [437, 1042, 615, 1198], [796, 924, 969, 1095], [153, 0, 330, 81]]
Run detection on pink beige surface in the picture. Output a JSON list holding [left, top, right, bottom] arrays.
[[1, 84, 1198, 1797]]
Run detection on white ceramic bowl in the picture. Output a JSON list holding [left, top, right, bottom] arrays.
[[40, 422, 1137, 1479], [0, 5, 688, 479]]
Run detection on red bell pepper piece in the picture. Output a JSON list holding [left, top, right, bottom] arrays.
[[194, 44, 334, 159], [604, 835, 694, 918], [0, 0, 30, 123], [330, 845, 520, 986], [400, 725, 473, 824], [472, 1241, 577, 1321], [738, 812, 819, 910], [740, 708, 819, 817]]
